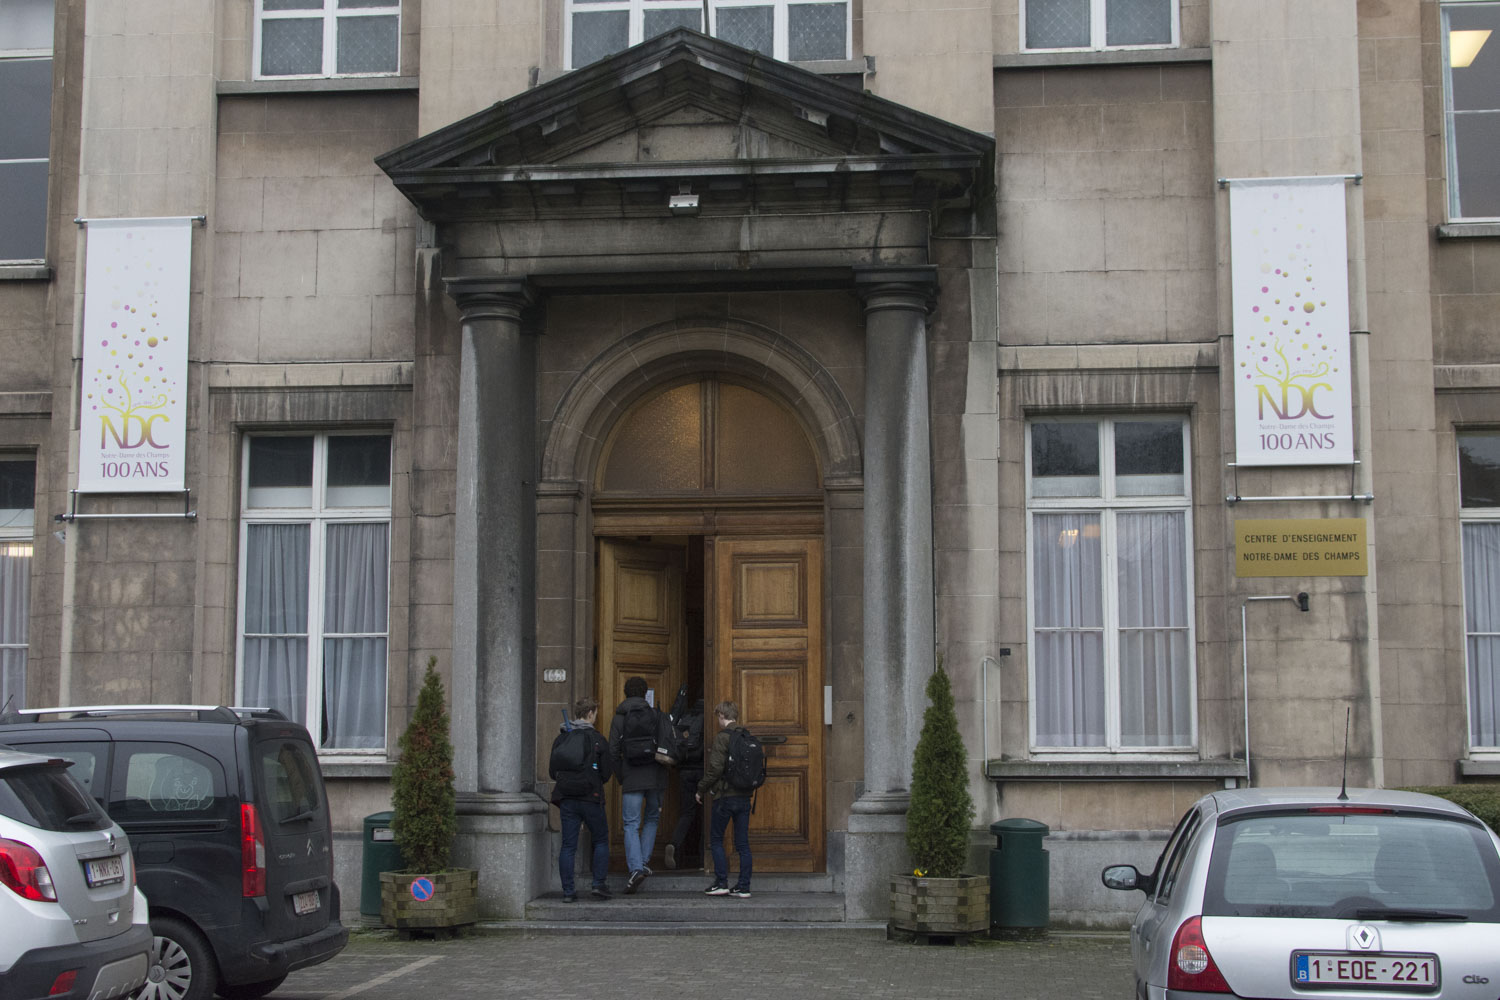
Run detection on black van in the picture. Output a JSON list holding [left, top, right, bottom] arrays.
[[0, 706, 349, 1000]]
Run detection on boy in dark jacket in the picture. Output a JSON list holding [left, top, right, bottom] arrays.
[[549, 697, 615, 902], [696, 700, 752, 898], [664, 697, 705, 869], [609, 676, 673, 893]]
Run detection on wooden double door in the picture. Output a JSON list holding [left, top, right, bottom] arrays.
[[597, 535, 825, 872]]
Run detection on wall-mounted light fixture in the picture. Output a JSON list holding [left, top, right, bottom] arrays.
[[669, 182, 699, 216]]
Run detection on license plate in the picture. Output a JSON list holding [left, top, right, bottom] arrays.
[[1293, 952, 1438, 989], [293, 889, 320, 915], [85, 855, 125, 887]]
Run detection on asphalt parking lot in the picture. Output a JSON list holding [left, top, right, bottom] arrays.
[[277, 928, 1133, 999]]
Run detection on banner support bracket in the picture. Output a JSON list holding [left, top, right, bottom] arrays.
[[55, 489, 197, 522]]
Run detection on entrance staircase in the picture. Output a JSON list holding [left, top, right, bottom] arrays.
[[521, 872, 881, 934]]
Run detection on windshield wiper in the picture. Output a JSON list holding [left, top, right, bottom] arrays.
[[1354, 908, 1469, 922], [64, 811, 98, 825], [279, 807, 319, 824]]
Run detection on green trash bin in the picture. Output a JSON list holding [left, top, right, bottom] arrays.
[[361, 811, 404, 918], [989, 818, 1049, 934]]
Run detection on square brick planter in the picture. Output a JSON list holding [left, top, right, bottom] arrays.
[[379, 869, 479, 930], [889, 873, 990, 935]]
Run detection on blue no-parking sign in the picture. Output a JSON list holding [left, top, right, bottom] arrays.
[[410, 877, 435, 901]]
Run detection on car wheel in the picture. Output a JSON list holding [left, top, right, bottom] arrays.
[[214, 975, 288, 1000], [133, 916, 218, 1000]]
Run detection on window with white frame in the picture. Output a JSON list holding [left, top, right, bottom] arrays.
[[0, 459, 35, 712], [0, 0, 52, 262], [1459, 431, 1500, 750], [255, 0, 399, 79], [1026, 417, 1195, 751], [1022, 0, 1175, 52], [237, 434, 391, 751], [1442, 1, 1500, 220], [567, 0, 848, 69]]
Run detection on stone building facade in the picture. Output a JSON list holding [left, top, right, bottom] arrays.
[[2, 0, 1497, 925]]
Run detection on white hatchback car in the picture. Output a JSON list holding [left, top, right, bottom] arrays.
[[1103, 787, 1500, 1000], [0, 747, 152, 1000]]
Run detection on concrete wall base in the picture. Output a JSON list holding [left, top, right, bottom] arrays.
[[844, 803, 910, 920], [453, 792, 550, 919]]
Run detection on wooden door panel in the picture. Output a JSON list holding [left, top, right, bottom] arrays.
[[714, 536, 823, 872]]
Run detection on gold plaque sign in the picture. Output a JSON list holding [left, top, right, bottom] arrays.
[[1234, 518, 1368, 577]]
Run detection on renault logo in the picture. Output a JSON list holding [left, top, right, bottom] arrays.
[[1348, 925, 1381, 951]]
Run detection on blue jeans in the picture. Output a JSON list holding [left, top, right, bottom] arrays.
[[558, 798, 609, 895], [621, 788, 662, 873], [710, 795, 752, 890]]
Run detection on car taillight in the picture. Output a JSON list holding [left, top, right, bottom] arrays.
[[241, 803, 267, 897], [0, 837, 58, 902], [1167, 916, 1231, 993], [48, 970, 78, 995]]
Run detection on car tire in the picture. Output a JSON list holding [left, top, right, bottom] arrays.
[[133, 916, 218, 1000], [214, 974, 288, 1000]]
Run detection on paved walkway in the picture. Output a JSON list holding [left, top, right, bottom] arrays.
[[278, 928, 1132, 999]]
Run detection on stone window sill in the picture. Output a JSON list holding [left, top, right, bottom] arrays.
[[217, 77, 419, 96], [319, 759, 394, 779], [987, 757, 1247, 781], [1437, 223, 1500, 240], [1457, 758, 1500, 778], [995, 46, 1211, 70], [0, 264, 51, 281]]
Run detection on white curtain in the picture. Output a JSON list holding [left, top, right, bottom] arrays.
[[0, 544, 29, 711], [322, 522, 388, 750], [242, 523, 310, 725], [1033, 512, 1105, 746], [1464, 523, 1500, 747], [1117, 511, 1191, 746]]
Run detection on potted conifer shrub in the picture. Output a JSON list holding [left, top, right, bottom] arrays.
[[380, 657, 478, 934], [889, 659, 989, 939]]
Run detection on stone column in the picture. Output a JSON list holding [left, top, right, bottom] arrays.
[[845, 265, 938, 919], [443, 276, 549, 918]]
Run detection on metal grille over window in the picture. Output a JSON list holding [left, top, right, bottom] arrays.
[[1025, 0, 1174, 51], [715, 6, 775, 57], [1027, 0, 1089, 48], [256, 0, 400, 79], [788, 3, 847, 61], [1106, 0, 1172, 45]]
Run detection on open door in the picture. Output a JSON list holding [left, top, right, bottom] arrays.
[[596, 539, 685, 868], [712, 536, 825, 872]]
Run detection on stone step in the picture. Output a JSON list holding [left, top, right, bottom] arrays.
[[525, 889, 847, 924]]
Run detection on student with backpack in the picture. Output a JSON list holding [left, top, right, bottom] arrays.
[[663, 697, 705, 869], [548, 697, 615, 903], [609, 676, 673, 894], [695, 700, 765, 898]]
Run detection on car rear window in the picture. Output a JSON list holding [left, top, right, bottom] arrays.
[[1204, 809, 1500, 920], [0, 762, 112, 832], [256, 738, 325, 830]]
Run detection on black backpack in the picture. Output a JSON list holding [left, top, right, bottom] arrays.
[[724, 726, 767, 791], [675, 711, 705, 765], [549, 727, 590, 773], [621, 702, 659, 765]]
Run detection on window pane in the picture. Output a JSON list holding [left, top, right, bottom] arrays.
[[248, 436, 314, 508], [1106, 0, 1171, 46], [0, 460, 36, 513], [644, 7, 703, 38], [119, 748, 222, 815], [716, 384, 819, 493], [322, 523, 388, 749], [336, 14, 398, 74], [1116, 419, 1184, 495], [1031, 421, 1100, 496], [0, 58, 52, 159], [244, 523, 310, 634], [0, 161, 48, 261], [256, 738, 324, 830], [263, 0, 322, 9], [1448, 4, 1500, 111], [601, 383, 703, 492], [260, 17, 324, 76], [788, 3, 846, 60], [1464, 523, 1500, 746], [1452, 111, 1500, 218], [1118, 512, 1191, 746], [715, 6, 774, 56], [1, 539, 30, 711], [326, 435, 391, 507], [1027, 0, 1089, 48], [1034, 631, 1105, 747], [1033, 512, 1103, 628], [572, 10, 629, 68], [339, 0, 399, 8], [0, 0, 54, 50], [1460, 432, 1500, 507]]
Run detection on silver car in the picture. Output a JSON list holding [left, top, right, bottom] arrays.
[[0, 747, 152, 1000], [1103, 787, 1500, 999]]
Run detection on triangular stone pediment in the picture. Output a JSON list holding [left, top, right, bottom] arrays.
[[378, 29, 994, 232]]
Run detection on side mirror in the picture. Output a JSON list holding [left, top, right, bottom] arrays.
[[1101, 864, 1143, 892]]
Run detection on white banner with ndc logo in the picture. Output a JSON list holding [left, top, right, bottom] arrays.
[[78, 218, 192, 493], [1230, 177, 1353, 467]]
